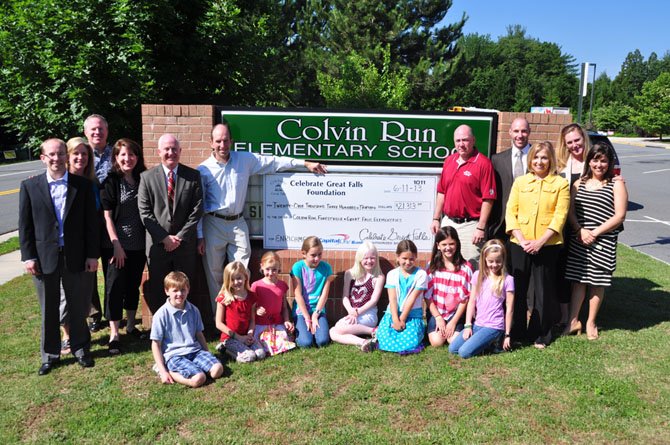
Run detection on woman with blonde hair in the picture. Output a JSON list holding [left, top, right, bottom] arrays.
[[505, 141, 570, 348]]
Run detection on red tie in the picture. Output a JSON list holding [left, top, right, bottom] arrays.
[[167, 170, 175, 210]]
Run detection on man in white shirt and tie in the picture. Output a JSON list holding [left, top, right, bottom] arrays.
[[491, 118, 532, 241]]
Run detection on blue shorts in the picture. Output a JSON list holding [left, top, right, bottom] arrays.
[[166, 349, 220, 378]]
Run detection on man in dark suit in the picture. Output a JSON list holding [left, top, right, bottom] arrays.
[[138, 134, 203, 314], [19, 138, 100, 375], [490, 118, 531, 241], [491, 118, 532, 342]]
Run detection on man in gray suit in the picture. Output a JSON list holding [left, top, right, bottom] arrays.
[[19, 138, 100, 375], [138, 134, 203, 314], [490, 117, 531, 241]]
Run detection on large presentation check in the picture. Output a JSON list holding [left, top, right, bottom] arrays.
[[263, 173, 437, 251]]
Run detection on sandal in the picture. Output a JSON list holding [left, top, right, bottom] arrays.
[[60, 339, 71, 355], [562, 321, 582, 336], [108, 339, 121, 356]]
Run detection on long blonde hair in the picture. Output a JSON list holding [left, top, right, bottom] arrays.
[[472, 240, 507, 300], [219, 261, 250, 306], [556, 123, 591, 171], [350, 241, 382, 280]]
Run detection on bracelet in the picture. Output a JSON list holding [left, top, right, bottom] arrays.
[[464, 323, 472, 329], [433, 217, 441, 221], [504, 333, 511, 338], [230, 331, 236, 339], [476, 227, 485, 231]]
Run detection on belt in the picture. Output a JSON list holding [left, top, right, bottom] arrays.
[[446, 215, 478, 224], [208, 212, 243, 221]]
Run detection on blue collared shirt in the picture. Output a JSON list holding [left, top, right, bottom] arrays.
[[46, 171, 68, 247], [93, 144, 113, 184], [150, 299, 205, 363]]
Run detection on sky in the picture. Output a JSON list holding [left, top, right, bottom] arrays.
[[446, 0, 670, 78]]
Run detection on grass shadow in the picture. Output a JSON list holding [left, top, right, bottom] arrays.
[[598, 276, 670, 331]]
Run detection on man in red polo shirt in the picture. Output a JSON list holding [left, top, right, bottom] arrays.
[[430, 124, 496, 265]]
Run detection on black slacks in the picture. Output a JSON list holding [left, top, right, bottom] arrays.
[[509, 243, 561, 344]]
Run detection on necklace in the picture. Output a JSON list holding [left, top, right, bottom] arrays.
[[585, 178, 605, 191]]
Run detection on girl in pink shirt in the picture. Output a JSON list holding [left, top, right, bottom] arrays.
[[251, 252, 296, 356]]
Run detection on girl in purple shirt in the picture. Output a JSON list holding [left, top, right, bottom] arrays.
[[449, 240, 515, 358]]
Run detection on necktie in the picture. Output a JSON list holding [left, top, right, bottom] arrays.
[[513, 151, 524, 179], [167, 170, 175, 211]]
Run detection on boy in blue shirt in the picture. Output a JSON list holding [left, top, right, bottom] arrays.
[[151, 271, 223, 388]]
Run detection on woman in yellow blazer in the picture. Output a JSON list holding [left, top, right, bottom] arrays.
[[505, 141, 570, 348]]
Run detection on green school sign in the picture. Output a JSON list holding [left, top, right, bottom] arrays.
[[216, 108, 498, 165]]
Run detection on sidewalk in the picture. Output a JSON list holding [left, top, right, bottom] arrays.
[[609, 137, 670, 149], [0, 230, 24, 285]]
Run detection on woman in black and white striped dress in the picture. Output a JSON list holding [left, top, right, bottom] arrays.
[[563, 142, 628, 340]]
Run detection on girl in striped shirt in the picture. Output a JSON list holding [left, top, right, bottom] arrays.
[[425, 226, 473, 347]]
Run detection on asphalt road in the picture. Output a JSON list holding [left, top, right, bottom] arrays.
[[1, 143, 668, 264], [613, 142, 670, 264], [0, 160, 43, 235]]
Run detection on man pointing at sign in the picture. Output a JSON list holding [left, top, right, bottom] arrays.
[[197, 122, 327, 313]]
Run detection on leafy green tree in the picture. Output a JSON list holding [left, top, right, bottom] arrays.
[[592, 102, 635, 134], [284, 0, 465, 109], [0, 0, 156, 148], [633, 72, 670, 140], [448, 26, 578, 111], [316, 47, 410, 109], [612, 49, 648, 106], [592, 73, 615, 109], [0, 0, 281, 150]]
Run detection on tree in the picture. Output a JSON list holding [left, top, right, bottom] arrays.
[[633, 72, 670, 140], [592, 102, 635, 134], [316, 47, 410, 109], [0, 0, 156, 148], [612, 49, 648, 106], [592, 73, 615, 109], [284, 0, 466, 109], [447, 26, 578, 111], [0, 0, 281, 151]]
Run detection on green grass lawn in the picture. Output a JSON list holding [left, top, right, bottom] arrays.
[[0, 236, 19, 255], [0, 245, 668, 444]]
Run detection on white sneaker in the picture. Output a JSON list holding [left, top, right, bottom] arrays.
[[215, 342, 225, 352]]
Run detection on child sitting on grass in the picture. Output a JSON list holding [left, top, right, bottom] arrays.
[[150, 271, 224, 388]]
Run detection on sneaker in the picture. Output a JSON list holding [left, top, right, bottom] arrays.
[[360, 338, 378, 353], [371, 327, 378, 340], [60, 339, 71, 355], [215, 342, 225, 352]]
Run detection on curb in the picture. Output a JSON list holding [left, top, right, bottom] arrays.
[[609, 138, 670, 150]]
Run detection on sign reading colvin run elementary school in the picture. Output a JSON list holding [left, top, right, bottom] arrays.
[[218, 108, 498, 163], [216, 108, 498, 248]]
